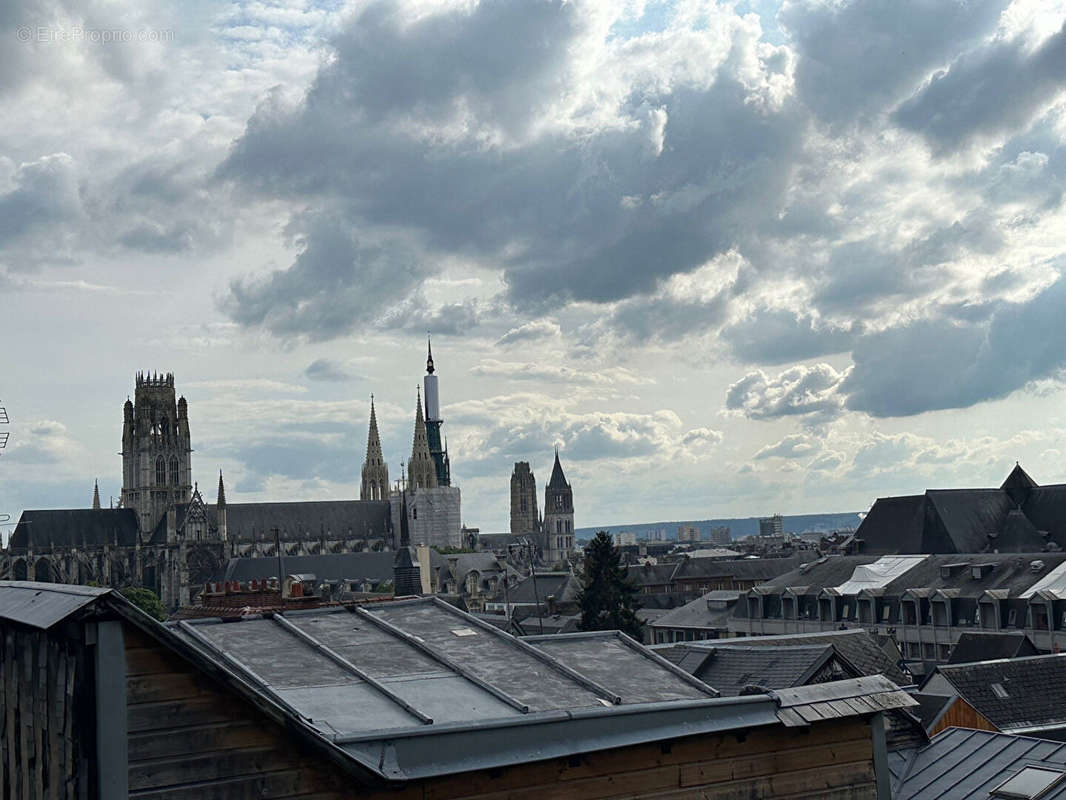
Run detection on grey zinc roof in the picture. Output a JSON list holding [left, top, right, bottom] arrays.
[[928, 654, 1066, 733], [753, 555, 881, 593], [0, 581, 110, 629], [523, 631, 718, 702], [493, 572, 581, 605], [895, 728, 1066, 799]]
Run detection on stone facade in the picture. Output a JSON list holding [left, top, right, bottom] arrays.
[[541, 451, 574, 565], [510, 461, 539, 535]]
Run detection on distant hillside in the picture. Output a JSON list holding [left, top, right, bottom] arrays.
[[575, 512, 862, 542]]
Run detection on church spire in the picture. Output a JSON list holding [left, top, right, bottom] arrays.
[[361, 394, 390, 500], [408, 388, 438, 490], [426, 334, 435, 375], [217, 470, 226, 507], [92, 480, 101, 511]]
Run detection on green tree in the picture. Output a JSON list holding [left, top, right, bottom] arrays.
[[578, 531, 643, 639], [120, 586, 166, 621]]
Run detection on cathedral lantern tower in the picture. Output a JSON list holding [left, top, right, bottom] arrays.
[[361, 395, 389, 501], [542, 449, 574, 564], [423, 337, 451, 486], [120, 372, 193, 537]]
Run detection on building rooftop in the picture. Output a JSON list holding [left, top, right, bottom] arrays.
[[656, 643, 851, 696], [894, 727, 1066, 799], [946, 631, 1039, 664], [925, 654, 1066, 734], [0, 581, 918, 786]]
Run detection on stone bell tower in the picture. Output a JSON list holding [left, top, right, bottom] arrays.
[[121, 371, 193, 537]]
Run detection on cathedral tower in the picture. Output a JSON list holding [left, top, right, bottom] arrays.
[[361, 396, 389, 500], [510, 462, 539, 535], [423, 337, 451, 486], [407, 389, 438, 490], [121, 372, 193, 536], [542, 450, 574, 564]]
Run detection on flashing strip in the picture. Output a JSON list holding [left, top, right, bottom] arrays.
[[272, 613, 433, 725], [352, 606, 529, 714]]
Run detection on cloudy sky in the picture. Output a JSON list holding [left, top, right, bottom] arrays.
[[4, 0, 1066, 537]]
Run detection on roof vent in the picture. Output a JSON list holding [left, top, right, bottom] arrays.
[[1031, 560, 1045, 573]]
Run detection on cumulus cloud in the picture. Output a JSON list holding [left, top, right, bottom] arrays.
[[754, 433, 819, 460], [496, 319, 561, 347], [726, 363, 848, 422], [471, 359, 652, 386]]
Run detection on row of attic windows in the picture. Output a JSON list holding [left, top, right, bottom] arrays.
[[749, 594, 1066, 630]]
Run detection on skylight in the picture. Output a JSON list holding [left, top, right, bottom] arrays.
[[992, 682, 1010, 699], [991, 766, 1066, 799]]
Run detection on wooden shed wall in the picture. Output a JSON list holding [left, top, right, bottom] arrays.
[[0, 625, 86, 800], [928, 697, 998, 738], [123, 623, 352, 800], [364, 716, 878, 800], [125, 620, 878, 800]]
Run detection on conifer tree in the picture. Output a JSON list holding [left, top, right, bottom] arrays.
[[578, 531, 643, 639]]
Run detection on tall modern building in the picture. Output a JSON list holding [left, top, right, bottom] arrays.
[[542, 450, 574, 564], [510, 461, 539, 535], [759, 515, 784, 537]]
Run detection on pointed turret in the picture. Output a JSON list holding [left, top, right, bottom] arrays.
[[426, 334, 435, 375], [543, 448, 574, 565], [548, 448, 569, 490], [1002, 462, 1038, 507], [92, 480, 101, 511], [408, 389, 438, 490], [217, 470, 228, 541], [361, 395, 390, 501]]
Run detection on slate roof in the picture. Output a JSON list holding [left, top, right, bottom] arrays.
[[649, 590, 739, 630], [895, 727, 1066, 799], [661, 643, 854, 696], [627, 556, 803, 591], [746, 555, 882, 594], [852, 465, 1066, 555], [8, 508, 140, 550], [926, 654, 1066, 733], [547, 451, 569, 490], [947, 631, 1039, 664], [222, 551, 398, 584], [909, 692, 955, 732], [493, 572, 581, 605], [211, 499, 392, 542], [675, 628, 910, 686]]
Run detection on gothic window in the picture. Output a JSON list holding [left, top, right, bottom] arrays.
[[34, 559, 51, 583], [12, 559, 27, 581], [169, 456, 179, 486], [555, 496, 563, 510], [556, 520, 562, 533], [565, 520, 571, 533], [155, 456, 166, 485], [520, 499, 527, 512]]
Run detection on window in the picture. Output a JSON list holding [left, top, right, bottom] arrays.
[[155, 456, 165, 485], [1008, 608, 1018, 627], [990, 766, 1066, 798], [882, 605, 892, 622], [556, 520, 562, 533], [169, 456, 179, 485]]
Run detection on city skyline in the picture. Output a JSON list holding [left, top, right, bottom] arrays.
[[5, 1, 1066, 532]]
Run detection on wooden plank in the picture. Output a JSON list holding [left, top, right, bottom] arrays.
[[46, 639, 60, 800], [128, 722, 279, 762], [20, 632, 34, 800], [61, 652, 75, 800], [35, 634, 47, 800], [126, 673, 205, 705], [0, 628, 6, 798], [455, 763, 684, 800], [679, 739, 874, 787], [125, 647, 191, 677], [128, 746, 284, 791], [127, 766, 352, 800], [126, 696, 245, 733]]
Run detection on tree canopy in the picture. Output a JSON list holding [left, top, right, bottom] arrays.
[[120, 586, 166, 621], [578, 531, 643, 639]]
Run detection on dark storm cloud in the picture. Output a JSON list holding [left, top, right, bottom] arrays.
[[894, 23, 1066, 153], [0, 154, 82, 253], [843, 274, 1066, 416], [780, 0, 1007, 127]]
